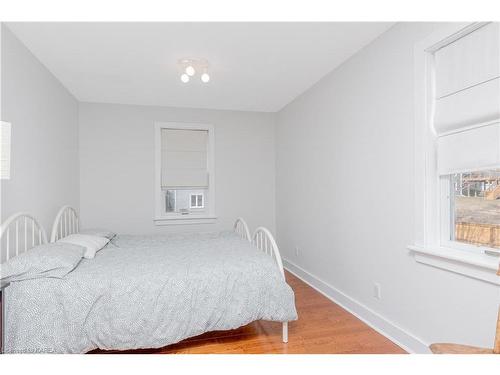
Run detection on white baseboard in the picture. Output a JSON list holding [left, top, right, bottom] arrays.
[[283, 258, 430, 354]]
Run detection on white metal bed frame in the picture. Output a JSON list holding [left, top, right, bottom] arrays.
[[233, 217, 251, 242], [0, 212, 47, 262], [50, 205, 79, 243], [1, 206, 289, 344], [252, 226, 288, 342], [0, 213, 47, 353]]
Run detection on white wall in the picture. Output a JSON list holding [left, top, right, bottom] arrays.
[[276, 22, 500, 352], [1, 25, 79, 234], [78, 102, 275, 235]]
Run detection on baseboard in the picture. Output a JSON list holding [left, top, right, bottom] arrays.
[[283, 258, 430, 354]]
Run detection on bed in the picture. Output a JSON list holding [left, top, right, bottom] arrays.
[[0, 207, 297, 353]]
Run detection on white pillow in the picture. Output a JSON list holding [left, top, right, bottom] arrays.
[[80, 228, 116, 240], [57, 234, 109, 259]]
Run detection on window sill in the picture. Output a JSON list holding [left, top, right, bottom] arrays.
[[154, 215, 217, 226], [407, 245, 500, 285]]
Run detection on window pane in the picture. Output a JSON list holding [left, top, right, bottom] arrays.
[[166, 190, 176, 212], [451, 169, 500, 249], [163, 188, 207, 214]]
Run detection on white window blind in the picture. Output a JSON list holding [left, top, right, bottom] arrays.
[[437, 123, 500, 175], [434, 22, 500, 175], [161, 128, 208, 188], [0, 121, 12, 180]]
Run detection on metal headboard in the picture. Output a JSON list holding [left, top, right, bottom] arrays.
[[0, 212, 47, 263], [50, 205, 79, 243], [251, 226, 289, 343], [252, 227, 285, 280], [233, 217, 251, 242]]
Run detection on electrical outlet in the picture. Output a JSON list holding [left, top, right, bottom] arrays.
[[373, 283, 382, 300], [295, 246, 299, 257]]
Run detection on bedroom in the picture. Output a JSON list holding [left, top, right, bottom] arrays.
[[0, 0, 499, 372]]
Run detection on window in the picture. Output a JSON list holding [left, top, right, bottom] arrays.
[[154, 122, 215, 224], [411, 22, 500, 283], [0, 121, 11, 180], [442, 169, 500, 251], [432, 22, 500, 255]]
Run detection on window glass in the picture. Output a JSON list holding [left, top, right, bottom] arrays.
[[166, 190, 176, 213], [163, 189, 207, 214], [450, 169, 500, 249]]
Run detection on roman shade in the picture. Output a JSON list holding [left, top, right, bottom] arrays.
[[437, 123, 500, 175], [434, 23, 500, 175], [161, 128, 208, 188]]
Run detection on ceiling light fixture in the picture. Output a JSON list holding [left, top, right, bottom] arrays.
[[178, 58, 210, 84]]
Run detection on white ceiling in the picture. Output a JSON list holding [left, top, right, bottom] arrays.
[[7, 22, 393, 112]]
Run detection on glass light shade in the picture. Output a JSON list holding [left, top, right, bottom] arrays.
[[185, 65, 195, 76], [180, 73, 190, 83], [201, 73, 210, 83]]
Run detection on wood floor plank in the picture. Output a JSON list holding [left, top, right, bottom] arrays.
[[91, 271, 406, 354]]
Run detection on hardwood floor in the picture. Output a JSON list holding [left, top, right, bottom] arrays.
[[93, 271, 406, 354]]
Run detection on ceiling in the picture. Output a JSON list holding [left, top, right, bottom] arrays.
[[6, 22, 393, 112]]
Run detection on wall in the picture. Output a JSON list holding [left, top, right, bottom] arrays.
[[78, 102, 275, 235], [0, 25, 79, 234], [276, 22, 500, 352]]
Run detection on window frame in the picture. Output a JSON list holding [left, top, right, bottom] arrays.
[[154, 121, 216, 225], [410, 22, 500, 285]]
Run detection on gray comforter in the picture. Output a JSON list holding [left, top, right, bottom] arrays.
[[4, 231, 297, 353]]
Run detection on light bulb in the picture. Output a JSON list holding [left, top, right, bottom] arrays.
[[185, 65, 195, 76], [180, 73, 190, 83], [201, 73, 210, 83]]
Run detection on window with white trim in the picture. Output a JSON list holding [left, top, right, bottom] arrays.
[[154, 122, 215, 224], [417, 22, 500, 257], [434, 23, 500, 255], [0, 121, 12, 180]]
